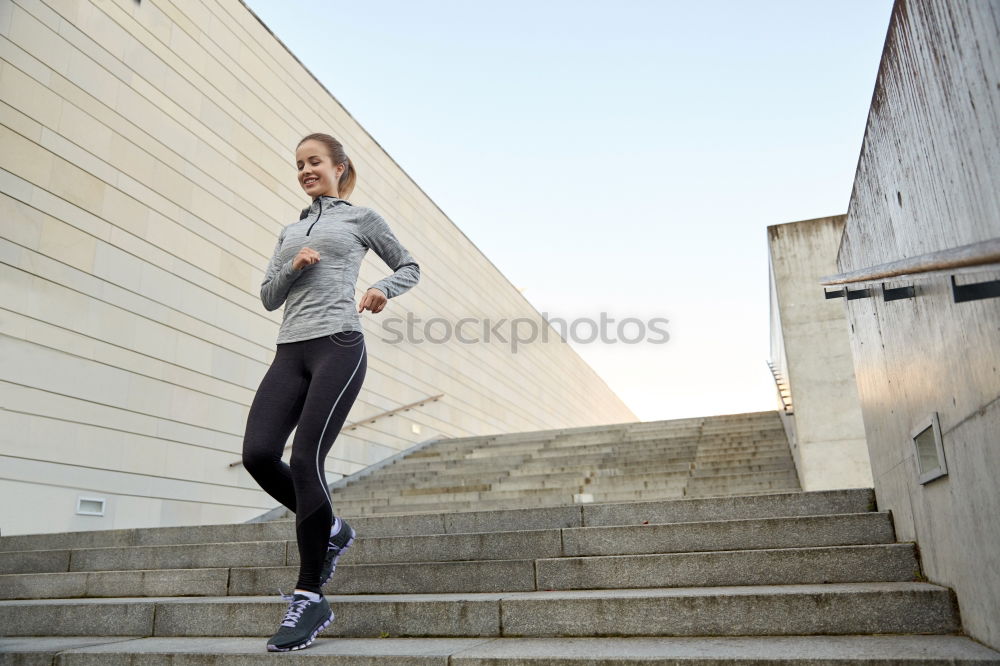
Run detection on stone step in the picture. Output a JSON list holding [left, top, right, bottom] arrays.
[[685, 474, 800, 490], [335, 482, 680, 506], [462, 443, 556, 458], [494, 475, 688, 493], [332, 500, 561, 516], [390, 446, 790, 474], [391, 466, 687, 488], [333, 479, 796, 509], [390, 455, 672, 474], [332, 487, 841, 521], [605, 483, 800, 502], [520, 432, 788, 455], [273, 543, 913, 593], [4, 634, 995, 664], [0, 539, 287, 576], [696, 425, 784, 435], [683, 486, 801, 500], [407, 437, 790, 462], [335, 470, 695, 498], [626, 421, 782, 437], [541, 466, 794, 488], [531, 543, 918, 591], [0, 582, 961, 638], [0, 567, 236, 600], [405, 429, 787, 452], [687, 464, 796, 478], [386, 545, 914, 595], [335, 488, 801, 516], [382, 451, 780, 483], [692, 451, 794, 464], [692, 458, 795, 471], [333, 469, 800, 504], [402, 444, 791, 472], [560, 511, 896, 557], [390, 450, 670, 472], [418, 415, 783, 452], [363, 458, 693, 483], [0, 489, 876, 552], [688, 468, 799, 482], [533, 453, 793, 474], [1, 510, 893, 576], [338, 483, 806, 515], [508, 461, 695, 476], [585, 489, 687, 504]]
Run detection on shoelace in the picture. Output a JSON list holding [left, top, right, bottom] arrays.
[[275, 587, 312, 627]]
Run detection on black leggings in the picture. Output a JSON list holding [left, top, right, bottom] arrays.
[[242, 330, 367, 594]]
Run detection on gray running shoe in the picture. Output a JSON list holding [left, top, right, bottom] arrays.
[[266, 590, 334, 652], [320, 519, 356, 587]]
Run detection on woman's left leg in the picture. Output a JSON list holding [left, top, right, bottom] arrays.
[[287, 330, 367, 594]]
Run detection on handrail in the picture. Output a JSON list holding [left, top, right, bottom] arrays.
[[819, 237, 1000, 286], [228, 393, 444, 468], [766, 360, 793, 414]]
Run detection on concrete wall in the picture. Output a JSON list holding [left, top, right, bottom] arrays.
[[0, 0, 636, 536], [836, 0, 1000, 649], [767, 216, 871, 491]]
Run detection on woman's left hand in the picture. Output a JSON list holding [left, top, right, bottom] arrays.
[[358, 288, 387, 313]]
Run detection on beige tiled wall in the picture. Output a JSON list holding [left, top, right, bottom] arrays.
[[0, 0, 636, 536]]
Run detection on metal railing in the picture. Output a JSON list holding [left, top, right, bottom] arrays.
[[819, 237, 1000, 303], [228, 392, 444, 468], [766, 360, 794, 415]]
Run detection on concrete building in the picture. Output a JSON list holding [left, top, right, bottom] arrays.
[[823, 0, 1000, 650], [767, 215, 871, 492], [0, 0, 636, 537]]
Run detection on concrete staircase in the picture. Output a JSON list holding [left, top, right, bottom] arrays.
[[321, 410, 803, 516], [1, 411, 998, 663]]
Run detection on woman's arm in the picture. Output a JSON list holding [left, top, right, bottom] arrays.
[[360, 210, 421, 300], [260, 228, 305, 311]]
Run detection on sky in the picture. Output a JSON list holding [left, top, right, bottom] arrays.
[[244, 0, 895, 422]]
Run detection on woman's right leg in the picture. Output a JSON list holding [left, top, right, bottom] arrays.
[[242, 342, 310, 512]]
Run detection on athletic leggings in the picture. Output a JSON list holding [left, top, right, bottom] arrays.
[[241, 330, 367, 594]]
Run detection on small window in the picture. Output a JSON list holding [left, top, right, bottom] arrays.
[[911, 413, 948, 484], [77, 497, 106, 516]]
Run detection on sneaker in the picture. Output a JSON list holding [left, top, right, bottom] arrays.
[[266, 589, 335, 652], [320, 518, 356, 587]]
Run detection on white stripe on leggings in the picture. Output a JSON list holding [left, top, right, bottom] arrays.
[[315, 340, 365, 513]]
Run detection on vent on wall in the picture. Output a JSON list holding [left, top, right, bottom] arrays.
[[911, 412, 948, 485], [76, 497, 106, 516]]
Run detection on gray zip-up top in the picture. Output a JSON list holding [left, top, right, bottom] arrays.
[[261, 194, 420, 344]]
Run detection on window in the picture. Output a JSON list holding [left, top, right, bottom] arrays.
[[911, 413, 948, 484]]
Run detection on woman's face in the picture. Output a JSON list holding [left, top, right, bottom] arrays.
[[295, 139, 345, 198]]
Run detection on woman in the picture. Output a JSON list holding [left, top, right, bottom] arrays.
[[241, 133, 420, 652]]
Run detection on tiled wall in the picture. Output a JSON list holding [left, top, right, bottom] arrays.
[[0, 0, 636, 535]]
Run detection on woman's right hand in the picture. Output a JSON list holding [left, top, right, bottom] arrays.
[[293, 247, 320, 271]]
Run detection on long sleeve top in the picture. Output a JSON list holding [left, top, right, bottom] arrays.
[[260, 194, 420, 344]]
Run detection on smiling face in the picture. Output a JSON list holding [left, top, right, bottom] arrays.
[[296, 139, 345, 198]]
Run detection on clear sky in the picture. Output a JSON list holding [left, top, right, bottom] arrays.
[[244, 0, 895, 422]]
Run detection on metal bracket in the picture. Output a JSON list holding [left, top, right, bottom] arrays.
[[882, 282, 915, 302], [951, 275, 1000, 303], [824, 286, 873, 300]]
